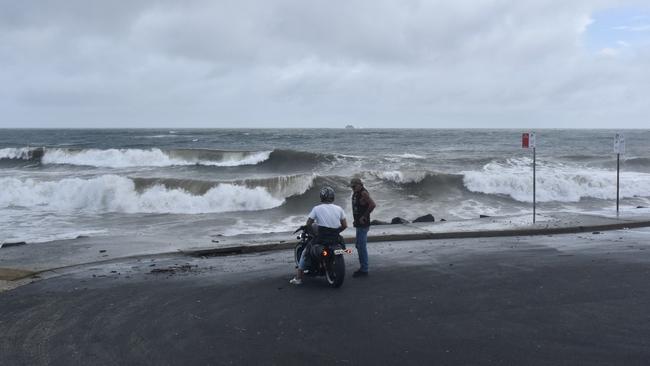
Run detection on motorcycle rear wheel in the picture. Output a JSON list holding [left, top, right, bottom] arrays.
[[326, 255, 345, 288]]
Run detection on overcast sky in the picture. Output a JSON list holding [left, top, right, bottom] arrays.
[[0, 0, 648, 128]]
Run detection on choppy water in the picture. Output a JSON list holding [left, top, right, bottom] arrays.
[[1, 128, 650, 244]]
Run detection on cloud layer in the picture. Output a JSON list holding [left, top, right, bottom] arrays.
[[0, 0, 648, 128]]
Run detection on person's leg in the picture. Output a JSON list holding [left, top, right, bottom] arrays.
[[291, 244, 309, 284], [355, 227, 369, 273]]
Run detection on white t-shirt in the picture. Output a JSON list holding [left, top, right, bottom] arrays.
[[308, 203, 346, 229]]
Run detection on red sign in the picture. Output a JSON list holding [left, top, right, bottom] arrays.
[[522, 133, 529, 148]]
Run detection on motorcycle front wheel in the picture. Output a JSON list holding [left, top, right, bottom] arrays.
[[326, 255, 345, 288]]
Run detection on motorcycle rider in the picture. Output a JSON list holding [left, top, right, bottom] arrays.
[[290, 186, 348, 285]]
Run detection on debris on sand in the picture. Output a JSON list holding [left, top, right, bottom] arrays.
[[149, 264, 196, 274]]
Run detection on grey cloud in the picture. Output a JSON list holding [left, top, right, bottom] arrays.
[[0, 0, 648, 128]]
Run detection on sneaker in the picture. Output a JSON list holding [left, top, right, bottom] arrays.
[[289, 277, 303, 285], [352, 270, 368, 278]]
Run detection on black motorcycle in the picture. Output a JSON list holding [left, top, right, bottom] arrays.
[[293, 225, 350, 288]]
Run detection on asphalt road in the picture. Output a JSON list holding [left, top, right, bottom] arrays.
[[2, 229, 650, 365]]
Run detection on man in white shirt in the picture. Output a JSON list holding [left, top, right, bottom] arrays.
[[290, 186, 347, 285]]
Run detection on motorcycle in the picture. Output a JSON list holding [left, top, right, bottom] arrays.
[[293, 225, 351, 288]]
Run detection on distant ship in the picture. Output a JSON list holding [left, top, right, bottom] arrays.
[[345, 125, 355, 129]]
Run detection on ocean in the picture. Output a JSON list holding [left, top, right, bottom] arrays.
[[1, 128, 650, 245]]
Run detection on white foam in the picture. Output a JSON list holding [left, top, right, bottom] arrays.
[[40, 148, 271, 168], [0, 147, 36, 160], [0, 175, 284, 214], [389, 153, 426, 159], [371, 170, 429, 184], [463, 158, 650, 203], [211, 151, 271, 167], [383, 153, 427, 163]]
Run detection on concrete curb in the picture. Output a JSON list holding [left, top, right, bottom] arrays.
[[182, 220, 650, 257], [3, 218, 650, 291]]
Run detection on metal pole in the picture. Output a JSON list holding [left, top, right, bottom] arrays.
[[533, 147, 536, 223], [616, 153, 620, 216]]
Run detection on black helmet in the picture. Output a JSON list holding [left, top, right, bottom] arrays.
[[320, 186, 335, 203]]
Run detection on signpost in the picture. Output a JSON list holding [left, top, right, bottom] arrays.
[[614, 133, 625, 216], [522, 132, 537, 223]]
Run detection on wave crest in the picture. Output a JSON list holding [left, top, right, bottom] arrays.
[[133, 174, 316, 198], [40, 148, 271, 168], [0, 175, 283, 214], [463, 158, 650, 202], [370, 170, 429, 184], [0, 147, 44, 161]]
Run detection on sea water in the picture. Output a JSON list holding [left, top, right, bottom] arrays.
[[1, 128, 649, 244]]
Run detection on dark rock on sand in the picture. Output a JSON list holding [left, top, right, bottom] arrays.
[[0, 242, 26, 249], [391, 217, 409, 224], [480, 215, 491, 218], [637, 206, 647, 209], [413, 214, 435, 223]]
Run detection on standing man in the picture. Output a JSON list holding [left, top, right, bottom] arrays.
[[350, 178, 376, 277]]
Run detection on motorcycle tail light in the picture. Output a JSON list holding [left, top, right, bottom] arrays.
[[322, 250, 329, 257]]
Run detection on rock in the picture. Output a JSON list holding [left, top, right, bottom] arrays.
[[479, 215, 491, 218], [370, 220, 389, 225], [391, 217, 409, 224], [637, 206, 647, 209], [440, 218, 447, 222], [592, 231, 601, 235], [0, 241, 27, 248], [99, 250, 106, 253], [413, 214, 435, 223]]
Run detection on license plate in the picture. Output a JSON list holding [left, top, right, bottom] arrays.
[[334, 249, 353, 255]]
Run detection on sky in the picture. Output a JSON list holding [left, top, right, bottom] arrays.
[[0, 0, 649, 129]]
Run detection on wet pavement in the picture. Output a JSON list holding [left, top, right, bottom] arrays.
[[3, 210, 650, 283], [2, 228, 650, 365]]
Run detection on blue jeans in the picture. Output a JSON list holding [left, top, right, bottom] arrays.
[[355, 227, 370, 272], [298, 244, 310, 270]]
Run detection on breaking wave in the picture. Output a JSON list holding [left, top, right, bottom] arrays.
[[0, 147, 44, 161], [462, 158, 650, 202], [364, 162, 650, 204], [132, 174, 316, 198], [0, 147, 342, 170], [370, 170, 430, 184], [0, 175, 284, 214], [40, 148, 272, 168]]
